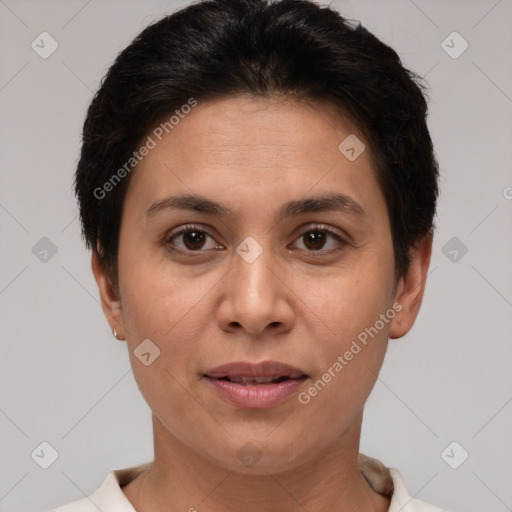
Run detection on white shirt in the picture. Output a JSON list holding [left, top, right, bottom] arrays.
[[51, 454, 448, 511]]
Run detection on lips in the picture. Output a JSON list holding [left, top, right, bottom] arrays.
[[205, 361, 307, 383], [204, 361, 308, 409]]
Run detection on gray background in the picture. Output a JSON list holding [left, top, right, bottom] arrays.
[[1, 0, 511, 510]]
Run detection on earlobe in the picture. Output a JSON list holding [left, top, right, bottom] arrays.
[[91, 251, 126, 340], [388, 233, 433, 340]]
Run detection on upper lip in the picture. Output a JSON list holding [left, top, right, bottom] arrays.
[[205, 361, 307, 379]]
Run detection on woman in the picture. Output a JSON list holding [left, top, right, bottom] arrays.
[[53, 0, 445, 510]]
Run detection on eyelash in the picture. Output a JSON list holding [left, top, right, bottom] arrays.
[[164, 223, 348, 256]]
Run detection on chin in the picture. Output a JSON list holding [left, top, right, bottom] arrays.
[[201, 434, 313, 475]]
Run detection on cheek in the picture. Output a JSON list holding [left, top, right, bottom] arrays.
[[118, 249, 221, 375], [294, 253, 394, 398], [120, 281, 210, 424], [299, 266, 393, 341], [297, 280, 390, 435], [117, 243, 209, 336]]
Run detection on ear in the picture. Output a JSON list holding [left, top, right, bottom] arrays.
[[389, 233, 433, 340], [91, 250, 126, 340]]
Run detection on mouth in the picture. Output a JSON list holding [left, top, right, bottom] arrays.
[[203, 361, 308, 408], [204, 360, 308, 382], [212, 375, 305, 385]]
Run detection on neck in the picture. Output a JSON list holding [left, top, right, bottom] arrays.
[[123, 412, 390, 512]]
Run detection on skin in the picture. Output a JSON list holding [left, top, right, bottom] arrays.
[[92, 95, 432, 512]]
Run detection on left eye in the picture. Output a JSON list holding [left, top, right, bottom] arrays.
[[292, 226, 346, 252], [165, 224, 346, 253]]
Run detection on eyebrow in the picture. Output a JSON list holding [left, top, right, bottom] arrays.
[[145, 193, 367, 220]]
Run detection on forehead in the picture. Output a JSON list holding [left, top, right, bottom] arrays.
[[123, 95, 386, 224]]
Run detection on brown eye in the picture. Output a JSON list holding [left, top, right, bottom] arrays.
[[166, 225, 221, 252], [181, 230, 207, 250], [302, 230, 327, 251], [292, 225, 347, 253]]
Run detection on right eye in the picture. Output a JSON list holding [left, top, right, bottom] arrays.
[[164, 224, 224, 253]]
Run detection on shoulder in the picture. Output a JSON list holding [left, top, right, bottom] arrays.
[[359, 453, 450, 512], [50, 462, 152, 512], [52, 497, 100, 512], [388, 468, 447, 512]]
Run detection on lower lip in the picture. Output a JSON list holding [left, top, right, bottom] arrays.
[[204, 376, 307, 409]]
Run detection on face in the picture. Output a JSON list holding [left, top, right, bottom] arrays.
[[93, 95, 430, 474]]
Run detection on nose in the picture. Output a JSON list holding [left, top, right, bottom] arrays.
[[217, 239, 295, 337]]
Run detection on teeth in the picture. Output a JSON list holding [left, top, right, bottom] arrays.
[[225, 376, 283, 384], [254, 376, 276, 383]]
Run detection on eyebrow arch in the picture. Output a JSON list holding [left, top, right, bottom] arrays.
[[145, 193, 367, 220]]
